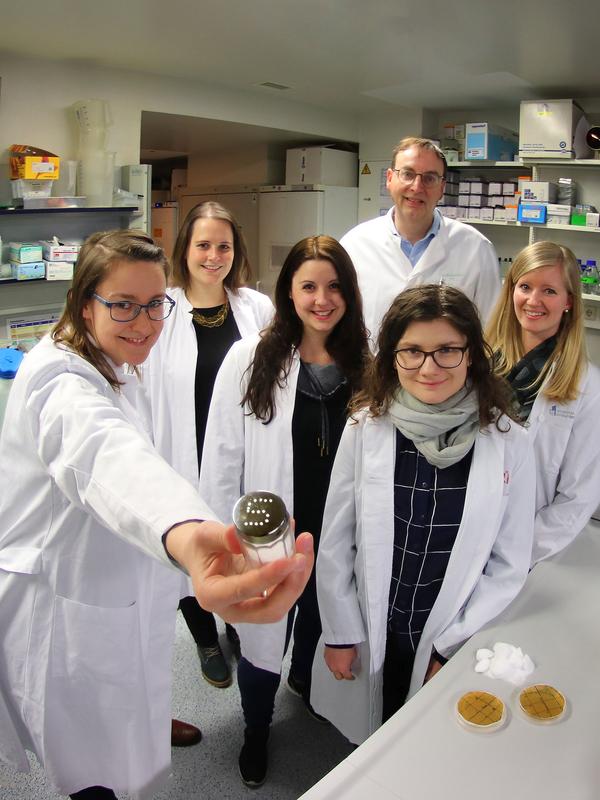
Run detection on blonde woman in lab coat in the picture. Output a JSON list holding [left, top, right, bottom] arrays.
[[0, 230, 313, 800], [487, 241, 600, 565], [311, 285, 535, 745], [199, 235, 370, 786], [146, 202, 274, 687]]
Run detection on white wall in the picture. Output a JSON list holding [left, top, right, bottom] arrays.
[[0, 54, 359, 190]]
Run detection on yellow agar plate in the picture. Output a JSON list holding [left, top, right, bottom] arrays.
[[457, 691, 505, 731], [519, 684, 566, 722]]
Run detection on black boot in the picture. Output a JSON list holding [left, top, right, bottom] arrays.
[[238, 726, 270, 788]]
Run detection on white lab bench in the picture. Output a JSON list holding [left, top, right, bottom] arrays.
[[300, 520, 600, 800]]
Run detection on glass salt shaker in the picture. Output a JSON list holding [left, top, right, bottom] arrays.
[[232, 491, 295, 568]]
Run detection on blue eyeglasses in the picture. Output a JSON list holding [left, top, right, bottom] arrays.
[[92, 293, 175, 322]]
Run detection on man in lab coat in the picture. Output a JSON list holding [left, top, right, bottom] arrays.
[[341, 137, 501, 345]]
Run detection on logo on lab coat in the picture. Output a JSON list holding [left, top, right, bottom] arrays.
[[549, 405, 575, 419]]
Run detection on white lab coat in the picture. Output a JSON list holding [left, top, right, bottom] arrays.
[[311, 410, 535, 745], [199, 334, 299, 673], [340, 209, 501, 345], [0, 336, 217, 798], [145, 285, 274, 486], [527, 363, 600, 565]]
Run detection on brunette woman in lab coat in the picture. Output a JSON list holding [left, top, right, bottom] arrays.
[[199, 235, 370, 786], [0, 230, 313, 800], [311, 285, 535, 745], [486, 241, 600, 565], [146, 201, 274, 688]]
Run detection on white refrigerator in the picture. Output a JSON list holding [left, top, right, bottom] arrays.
[[257, 185, 358, 297]]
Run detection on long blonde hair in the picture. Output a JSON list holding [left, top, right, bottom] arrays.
[[486, 241, 586, 403]]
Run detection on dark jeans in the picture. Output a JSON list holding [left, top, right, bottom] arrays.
[[238, 583, 322, 731], [381, 629, 416, 723], [70, 787, 117, 799], [179, 595, 235, 648]]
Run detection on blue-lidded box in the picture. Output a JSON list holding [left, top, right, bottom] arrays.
[[0, 347, 24, 379], [518, 203, 547, 224]]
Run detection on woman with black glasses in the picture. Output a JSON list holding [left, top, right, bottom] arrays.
[[311, 284, 535, 745], [0, 230, 313, 800]]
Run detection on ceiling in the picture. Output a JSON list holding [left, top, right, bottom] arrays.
[[2, 0, 600, 157]]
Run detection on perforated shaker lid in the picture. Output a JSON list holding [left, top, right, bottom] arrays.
[[232, 491, 289, 543]]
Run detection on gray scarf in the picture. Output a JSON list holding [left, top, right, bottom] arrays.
[[388, 383, 480, 468]]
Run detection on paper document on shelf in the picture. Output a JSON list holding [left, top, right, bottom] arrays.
[[6, 311, 61, 342]]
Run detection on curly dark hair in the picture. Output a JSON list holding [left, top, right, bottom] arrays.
[[243, 235, 370, 422], [352, 284, 518, 429]]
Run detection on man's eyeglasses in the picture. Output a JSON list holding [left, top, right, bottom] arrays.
[[394, 346, 468, 370], [92, 293, 175, 322], [391, 167, 445, 189]]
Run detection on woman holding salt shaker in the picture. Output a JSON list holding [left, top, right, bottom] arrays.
[[199, 235, 370, 787]]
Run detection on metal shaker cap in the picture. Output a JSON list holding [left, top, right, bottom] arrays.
[[232, 491, 289, 544]]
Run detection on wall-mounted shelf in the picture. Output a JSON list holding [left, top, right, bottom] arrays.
[[0, 206, 138, 216]]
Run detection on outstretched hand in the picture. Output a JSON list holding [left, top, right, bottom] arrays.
[[165, 521, 314, 623]]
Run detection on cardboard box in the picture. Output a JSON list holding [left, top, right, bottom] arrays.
[[490, 195, 504, 208], [546, 204, 572, 225], [9, 155, 60, 180], [44, 260, 74, 281], [521, 181, 558, 203], [11, 261, 45, 280], [469, 195, 484, 207], [519, 100, 592, 159], [494, 208, 508, 222], [458, 181, 471, 194], [505, 205, 519, 222], [488, 182, 503, 195], [457, 206, 469, 219], [465, 123, 518, 161], [518, 203, 547, 224], [467, 207, 481, 219], [40, 240, 80, 262], [9, 242, 43, 263], [285, 147, 357, 186], [586, 212, 600, 228], [502, 183, 517, 195], [470, 182, 489, 194], [442, 206, 458, 219], [480, 207, 494, 221]]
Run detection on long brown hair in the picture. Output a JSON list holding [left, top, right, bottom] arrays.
[[486, 241, 586, 403], [353, 284, 518, 429], [243, 236, 370, 422], [170, 201, 251, 291], [52, 230, 169, 390]]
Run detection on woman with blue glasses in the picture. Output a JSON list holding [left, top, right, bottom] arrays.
[[0, 229, 313, 800]]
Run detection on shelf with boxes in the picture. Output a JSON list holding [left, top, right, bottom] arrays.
[[440, 159, 600, 253], [0, 206, 142, 339]]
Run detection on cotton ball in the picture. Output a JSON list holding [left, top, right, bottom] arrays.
[[475, 658, 491, 673], [521, 654, 535, 673], [476, 648, 494, 661], [492, 642, 513, 659]]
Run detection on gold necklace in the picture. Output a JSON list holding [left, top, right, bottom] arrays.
[[191, 300, 229, 328]]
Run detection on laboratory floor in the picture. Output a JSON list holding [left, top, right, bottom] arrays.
[[0, 614, 354, 800]]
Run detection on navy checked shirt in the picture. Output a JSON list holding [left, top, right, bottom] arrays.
[[387, 430, 473, 654]]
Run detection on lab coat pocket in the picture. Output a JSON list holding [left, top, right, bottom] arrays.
[[50, 594, 140, 710]]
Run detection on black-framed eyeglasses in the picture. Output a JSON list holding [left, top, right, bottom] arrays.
[[394, 346, 468, 370], [92, 293, 175, 322], [390, 167, 445, 188]]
